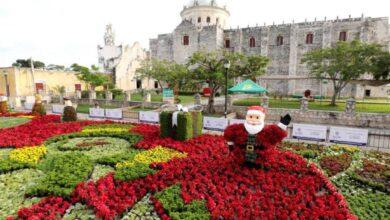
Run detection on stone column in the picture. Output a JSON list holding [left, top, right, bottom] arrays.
[[261, 95, 269, 109], [125, 91, 132, 102], [345, 98, 356, 115], [144, 93, 151, 103], [300, 97, 308, 112], [194, 93, 201, 106], [89, 90, 96, 105]]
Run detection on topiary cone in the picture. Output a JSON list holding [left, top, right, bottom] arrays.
[[62, 106, 77, 122]]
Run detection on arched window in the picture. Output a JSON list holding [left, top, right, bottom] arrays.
[[276, 35, 284, 46], [339, 31, 347, 41], [198, 17, 202, 23], [306, 33, 314, 44], [183, 35, 189, 46], [207, 17, 211, 23], [249, 37, 256, 47], [225, 39, 230, 48]]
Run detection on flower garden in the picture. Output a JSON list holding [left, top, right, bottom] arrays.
[[0, 114, 389, 219]]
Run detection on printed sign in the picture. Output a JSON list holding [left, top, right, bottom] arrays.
[[229, 119, 245, 125], [292, 123, 327, 142], [329, 126, 368, 146], [163, 88, 174, 104], [52, 104, 65, 114], [203, 117, 228, 132], [24, 103, 34, 110], [89, 108, 105, 118], [139, 111, 160, 124], [105, 109, 123, 119]]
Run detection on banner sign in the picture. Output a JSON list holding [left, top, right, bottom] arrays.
[[52, 104, 65, 114], [162, 88, 174, 104], [139, 111, 160, 124], [203, 117, 228, 132], [105, 109, 123, 119], [229, 119, 245, 125], [24, 103, 34, 110], [329, 126, 368, 146], [89, 108, 105, 118], [292, 123, 327, 142]]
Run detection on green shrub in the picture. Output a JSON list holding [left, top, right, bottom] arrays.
[[191, 111, 203, 137], [32, 103, 46, 116], [62, 106, 77, 122], [154, 184, 210, 220], [27, 152, 93, 197], [114, 162, 155, 181], [160, 111, 173, 138], [96, 150, 140, 167], [176, 112, 193, 141]]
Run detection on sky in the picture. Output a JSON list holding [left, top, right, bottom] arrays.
[[0, 0, 389, 67]]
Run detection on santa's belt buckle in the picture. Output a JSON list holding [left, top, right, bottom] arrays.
[[246, 145, 254, 152]]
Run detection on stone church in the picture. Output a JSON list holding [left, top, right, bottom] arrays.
[[150, 0, 390, 98]]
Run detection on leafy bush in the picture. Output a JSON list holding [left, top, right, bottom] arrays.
[[154, 184, 210, 220], [350, 159, 389, 192], [62, 106, 77, 122], [32, 103, 46, 116], [191, 111, 203, 137], [0, 159, 29, 174], [27, 152, 94, 197]]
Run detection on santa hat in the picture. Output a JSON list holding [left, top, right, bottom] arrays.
[[247, 106, 266, 117]]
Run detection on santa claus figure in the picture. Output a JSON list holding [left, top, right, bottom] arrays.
[[224, 106, 291, 165]]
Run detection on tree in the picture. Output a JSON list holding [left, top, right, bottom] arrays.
[[187, 50, 269, 113], [46, 64, 65, 71], [136, 59, 188, 102], [370, 51, 390, 81], [71, 64, 109, 90], [302, 40, 385, 106], [12, 58, 45, 68]]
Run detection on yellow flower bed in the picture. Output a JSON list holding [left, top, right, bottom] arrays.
[[9, 146, 47, 165], [330, 144, 360, 153], [82, 127, 129, 133], [116, 146, 187, 168], [17, 115, 35, 119]]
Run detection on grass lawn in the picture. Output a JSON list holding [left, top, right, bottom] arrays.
[[233, 98, 390, 113], [126, 94, 195, 104], [76, 104, 118, 114], [0, 117, 31, 129]]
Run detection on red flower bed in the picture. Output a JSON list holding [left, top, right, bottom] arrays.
[[16, 197, 70, 219], [0, 115, 94, 148], [14, 123, 355, 219], [319, 153, 352, 177]]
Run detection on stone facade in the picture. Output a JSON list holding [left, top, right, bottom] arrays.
[[150, 0, 390, 97]]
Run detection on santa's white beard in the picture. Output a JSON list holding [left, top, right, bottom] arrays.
[[244, 122, 264, 135]]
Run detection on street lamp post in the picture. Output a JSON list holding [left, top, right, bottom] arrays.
[[223, 59, 231, 118]]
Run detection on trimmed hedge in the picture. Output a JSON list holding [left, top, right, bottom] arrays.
[[191, 111, 203, 137], [62, 106, 77, 122], [160, 111, 173, 138], [176, 112, 193, 141]]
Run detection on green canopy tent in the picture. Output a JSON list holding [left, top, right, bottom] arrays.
[[228, 79, 267, 94]]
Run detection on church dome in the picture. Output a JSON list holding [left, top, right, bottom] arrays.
[[182, 0, 229, 28]]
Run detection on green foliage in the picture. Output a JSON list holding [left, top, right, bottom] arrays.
[[62, 106, 77, 122], [302, 40, 386, 105], [27, 152, 94, 197], [155, 184, 210, 220], [31, 103, 46, 116], [0, 117, 30, 129], [90, 165, 115, 181], [160, 111, 173, 138], [176, 112, 193, 141], [0, 159, 29, 174], [12, 58, 45, 68], [96, 150, 141, 167], [71, 63, 109, 90], [114, 162, 155, 181], [370, 51, 390, 81], [53, 85, 66, 96], [0, 169, 44, 219], [47, 137, 138, 162], [187, 50, 269, 113]]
